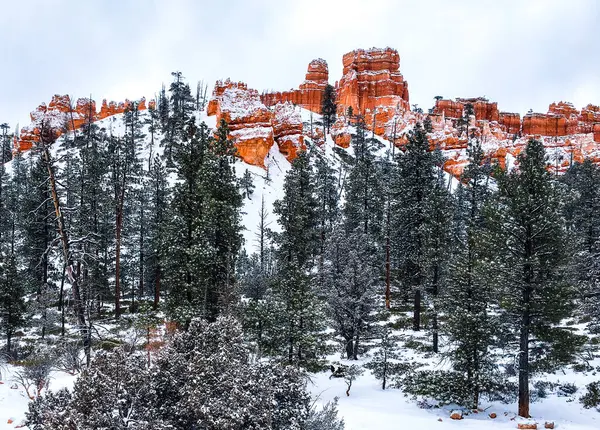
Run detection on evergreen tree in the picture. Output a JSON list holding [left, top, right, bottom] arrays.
[[147, 155, 169, 310], [267, 151, 326, 369], [343, 118, 384, 241], [562, 159, 600, 333], [240, 168, 255, 200], [441, 139, 502, 408], [489, 139, 579, 417], [324, 227, 377, 359], [20, 154, 57, 338], [391, 122, 442, 332], [321, 84, 337, 133]]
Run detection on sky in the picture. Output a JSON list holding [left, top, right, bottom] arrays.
[[1, 0, 599, 130]]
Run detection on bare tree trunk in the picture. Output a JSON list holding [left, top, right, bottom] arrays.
[[41, 124, 90, 364]]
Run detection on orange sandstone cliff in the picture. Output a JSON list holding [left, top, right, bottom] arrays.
[[261, 59, 329, 114], [13, 46, 600, 177], [16, 94, 150, 151]]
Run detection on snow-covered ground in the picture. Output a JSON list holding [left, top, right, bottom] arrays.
[[2, 356, 599, 429], [0, 365, 76, 429]]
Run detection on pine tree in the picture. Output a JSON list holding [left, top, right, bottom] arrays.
[[314, 152, 339, 280], [20, 154, 57, 338], [321, 84, 337, 133], [391, 122, 442, 332], [324, 226, 377, 359], [147, 155, 169, 310], [562, 159, 600, 333], [267, 151, 326, 369], [199, 119, 243, 318], [440, 139, 502, 408], [165, 118, 210, 322], [240, 168, 255, 200], [490, 139, 579, 418], [343, 118, 384, 241]]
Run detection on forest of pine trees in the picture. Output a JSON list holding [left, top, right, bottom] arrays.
[[1, 76, 600, 428]]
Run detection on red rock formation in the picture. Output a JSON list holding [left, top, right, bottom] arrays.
[[434, 97, 500, 122], [579, 104, 600, 133], [336, 47, 410, 133], [330, 119, 352, 148], [208, 80, 275, 167], [594, 123, 600, 143], [522, 112, 578, 136], [272, 102, 305, 161], [261, 59, 329, 114], [499, 112, 521, 134], [434, 100, 463, 119], [457, 97, 500, 122], [549, 101, 578, 118], [15, 94, 149, 152]]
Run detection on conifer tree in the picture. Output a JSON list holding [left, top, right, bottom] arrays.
[[267, 151, 326, 369], [562, 159, 600, 333], [321, 84, 337, 133], [440, 139, 502, 408], [147, 155, 169, 310], [490, 139, 578, 418], [391, 122, 442, 331]]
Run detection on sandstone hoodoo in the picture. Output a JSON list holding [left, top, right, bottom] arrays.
[[261, 58, 329, 114], [207, 79, 275, 167], [336, 47, 410, 137], [13, 46, 600, 177], [272, 102, 305, 162], [15, 94, 150, 152]]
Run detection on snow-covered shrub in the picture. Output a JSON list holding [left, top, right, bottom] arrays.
[[580, 381, 600, 410], [398, 369, 515, 407], [27, 316, 332, 429], [14, 354, 53, 399], [305, 398, 345, 430]]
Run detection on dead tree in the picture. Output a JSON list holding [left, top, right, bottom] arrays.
[[38, 119, 92, 366]]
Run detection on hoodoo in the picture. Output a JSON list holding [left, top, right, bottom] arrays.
[[13, 47, 600, 176]]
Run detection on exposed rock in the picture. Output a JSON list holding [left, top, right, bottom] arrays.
[[544, 422, 554, 429], [434, 99, 463, 119], [450, 410, 463, 420], [336, 47, 410, 134], [489, 413, 497, 419], [262, 59, 329, 114], [208, 80, 275, 167], [15, 94, 148, 152], [500, 112, 522, 135], [522, 112, 578, 136], [330, 119, 352, 148], [518, 423, 538, 430], [273, 102, 305, 161]]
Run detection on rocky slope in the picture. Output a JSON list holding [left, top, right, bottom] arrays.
[[13, 46, 600, 176]]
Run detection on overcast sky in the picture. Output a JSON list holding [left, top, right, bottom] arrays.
[[1, 0, 599, 129]]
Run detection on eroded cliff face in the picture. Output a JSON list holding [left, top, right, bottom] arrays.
[[15, 46, 600, 176], [16, 94, 151, 151], [207, 80, 306, 165], [429, 98, 600, 175], [208, 80, 275, 167], [261, 59, 329, 114], [336, 47, 410, 137]]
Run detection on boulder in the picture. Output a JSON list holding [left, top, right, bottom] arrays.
[[450, 410, 463, 420]]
